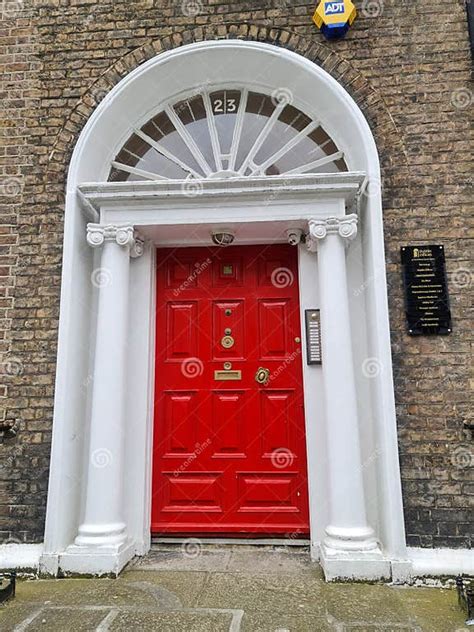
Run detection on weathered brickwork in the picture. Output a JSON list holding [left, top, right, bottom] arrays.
[[0, 0, 472, 548]]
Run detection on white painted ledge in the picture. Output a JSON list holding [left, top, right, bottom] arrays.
[[409, 547, 474, 576], [0, 544, 43, 570], [1, 543, 472, 579]]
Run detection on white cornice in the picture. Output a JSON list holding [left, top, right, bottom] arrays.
[[77, 173, 366, 215]]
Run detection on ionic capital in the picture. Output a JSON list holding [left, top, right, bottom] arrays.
[[307, 215, 358, 250], [87, 224, 144, 257]]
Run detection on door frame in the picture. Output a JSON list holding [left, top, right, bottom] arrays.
[[85, 174, 360, 561], [43, 172, 407, 581], [41, 41, 409, 581], [88, 174, 359, 564]]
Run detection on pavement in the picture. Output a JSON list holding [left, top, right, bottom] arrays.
[[0, 544, 470, 631]]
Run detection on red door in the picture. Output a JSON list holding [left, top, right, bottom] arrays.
[[151, 245, 309, 536]]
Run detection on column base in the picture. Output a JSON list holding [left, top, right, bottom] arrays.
[[59, 538, 135, 576], [74, 521, 127, 547], [320, 542, 391, 581], [323, 525, 379, 552]]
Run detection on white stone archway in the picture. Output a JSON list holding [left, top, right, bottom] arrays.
[[40, 40, 409, 581]]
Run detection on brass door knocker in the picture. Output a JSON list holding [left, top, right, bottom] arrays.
[[255, 367, 270, 386]]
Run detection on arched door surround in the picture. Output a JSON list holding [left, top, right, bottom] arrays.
[[41, 41, 409, 582]]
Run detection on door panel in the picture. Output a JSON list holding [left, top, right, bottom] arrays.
[[258, 299, 291, 358], [237, 473, 299, 511], [152, 244, 309, 535], [161, 473, 223, 512], [166, 258, 199, 289], [212, 300, 245, 359], [166, 303, 198, 359], [162, 392, 198, 456], [211, 391, 247, 458], [212, 254, 243, 286], [260, 391, 293, 458]]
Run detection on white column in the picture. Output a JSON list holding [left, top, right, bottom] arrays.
[[74, 224, 143, 550], [308, 216, 388, 579]]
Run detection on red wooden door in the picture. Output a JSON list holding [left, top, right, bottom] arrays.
[[151, 245, 309, 535]]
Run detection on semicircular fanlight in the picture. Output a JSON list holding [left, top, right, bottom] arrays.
[[108, 89, 348, 182]]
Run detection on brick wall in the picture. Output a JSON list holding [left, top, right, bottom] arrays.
[[0, 0, 472, 547]]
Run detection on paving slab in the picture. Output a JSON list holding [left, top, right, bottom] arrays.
[[109, 609, 236, 631], [119, 570, 207, 607], [321, 581, 413, 623], [388, 585, 470, 632], [7, 571, 206, 609], [4, 578, 155, 608], [25, 608, 107, 632], [196, 571, 339, 615], [130, 547, 232, 572], [226, 548, 316, 574], [0, 604, 43, 631], [240, 611, 334, 631]]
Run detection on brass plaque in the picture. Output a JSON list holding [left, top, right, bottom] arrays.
[[221, 335, 235, 349], [214, 370, 242, 381]]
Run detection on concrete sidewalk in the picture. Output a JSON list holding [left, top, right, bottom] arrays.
[[0, 545, 469, 631]]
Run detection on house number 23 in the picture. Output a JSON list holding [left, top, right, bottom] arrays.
[[212, 98, 237, 114]]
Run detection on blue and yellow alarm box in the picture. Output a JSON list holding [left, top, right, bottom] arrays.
[[313, 1, 357, 40]]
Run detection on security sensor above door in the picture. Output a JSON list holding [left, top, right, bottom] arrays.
[[211, 230, 235, 246]]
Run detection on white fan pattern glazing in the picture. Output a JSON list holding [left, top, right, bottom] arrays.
[[108, 89, 348, 182]]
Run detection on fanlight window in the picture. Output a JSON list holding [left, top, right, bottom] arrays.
[[108, 89, 348, 182]]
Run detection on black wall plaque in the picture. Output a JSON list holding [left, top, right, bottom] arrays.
[[401, 245, 452, 335]]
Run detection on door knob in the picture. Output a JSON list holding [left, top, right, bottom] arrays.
[[255, 367, 270, 386]]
